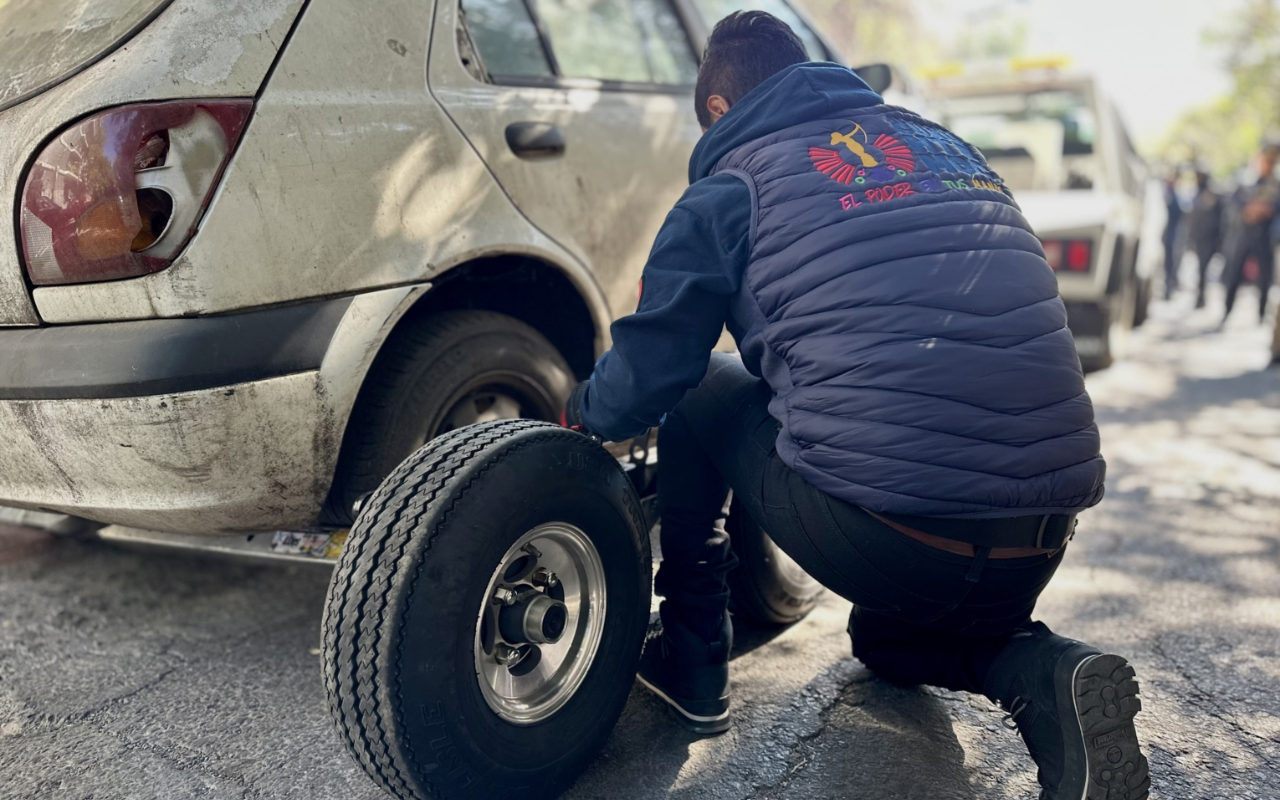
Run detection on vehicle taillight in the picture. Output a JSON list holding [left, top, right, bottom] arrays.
[[1066, 240, 1092, 272], [1039, 238, 1093, 273], [19, 100, 253, 287]]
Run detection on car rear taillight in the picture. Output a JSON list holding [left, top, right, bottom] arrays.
[[19, 100, 253, 286], [1039, 238, 1093, 273]]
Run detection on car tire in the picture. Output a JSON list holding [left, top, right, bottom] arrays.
[[325, 310, 575, 524], [725, 496, 823, 625], [1132, 276, 1151, 328], [323, 420, 650, 800]]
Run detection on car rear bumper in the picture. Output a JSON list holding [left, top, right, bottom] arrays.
[[0, 371, 335, 533], [0, 292, 413, 535], [1065, 299, 1112, 368], [0, 298, 350, 400]]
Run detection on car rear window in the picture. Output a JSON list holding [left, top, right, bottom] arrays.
[[0, 0, 171, 113], [461, 0, 555, 79]]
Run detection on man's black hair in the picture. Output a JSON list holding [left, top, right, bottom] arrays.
[[695, 11, 809, 128]]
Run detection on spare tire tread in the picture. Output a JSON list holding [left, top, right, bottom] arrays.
[[323, 419, 553, 800]]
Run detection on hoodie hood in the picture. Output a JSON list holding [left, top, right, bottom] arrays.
[[689, 62, 883, 183]]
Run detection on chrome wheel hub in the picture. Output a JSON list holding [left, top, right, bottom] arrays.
[[442, 391, 524, 432], [474, 522, 606, 725]]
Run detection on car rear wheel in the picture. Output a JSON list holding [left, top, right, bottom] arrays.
[[725, 496, 824, 625], [325, 310, 575, 523], [323, 420, 650, 800], [1132, 275, 1152, 328]]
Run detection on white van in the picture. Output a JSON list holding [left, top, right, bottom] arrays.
[[931, 68, 1156, 370]]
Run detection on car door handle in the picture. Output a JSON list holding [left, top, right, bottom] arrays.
[[505, 122, 566, 159]]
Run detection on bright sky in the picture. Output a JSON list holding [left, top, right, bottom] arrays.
[[919, 0, 1244, 144]]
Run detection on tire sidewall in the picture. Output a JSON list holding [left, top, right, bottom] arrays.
[[328, 311, 575, 524], [382, 323, 573, 475], [727, 497, 823, 625], [388, 434, 648, 798]]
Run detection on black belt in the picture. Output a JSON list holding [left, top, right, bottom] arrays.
[[880, 512, 1076, 550]]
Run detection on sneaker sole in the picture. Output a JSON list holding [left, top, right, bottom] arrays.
[[636, 674, 731, 736], [1061, 652, 1151, 800]]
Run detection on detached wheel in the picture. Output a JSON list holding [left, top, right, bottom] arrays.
[[725, 496, 823, 625], [325, 310, 575, 523], [323, 420, 650, 800]]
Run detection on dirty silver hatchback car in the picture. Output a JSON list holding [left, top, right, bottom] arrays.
[[0, 0, 839, 544]]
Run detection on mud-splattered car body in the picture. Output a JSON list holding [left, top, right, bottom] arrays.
[[0, 0, 839, 537]]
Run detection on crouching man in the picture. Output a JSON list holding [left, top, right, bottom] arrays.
[[562, 12, 1149, 800]]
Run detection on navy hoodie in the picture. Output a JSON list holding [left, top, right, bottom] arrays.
[[580, 63, 1106, 518]]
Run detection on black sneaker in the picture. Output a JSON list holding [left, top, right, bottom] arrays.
[[986, 624, 1150, 800], [636, 615, 731, 736]]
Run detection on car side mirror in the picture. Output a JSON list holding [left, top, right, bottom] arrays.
[[854, 63, 893, 94]]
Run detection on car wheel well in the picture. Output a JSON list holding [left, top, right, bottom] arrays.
[[317, 256, 599, 525], [406, 256, 599, 379]]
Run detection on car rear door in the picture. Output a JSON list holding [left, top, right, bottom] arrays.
[[429, 0, 703, 319]]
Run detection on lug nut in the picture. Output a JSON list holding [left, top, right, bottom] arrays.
[[522, 543, 542, 559], [494, 643, 527, 668], [532, 568, 559, 588], [493, 587, 517, 606]]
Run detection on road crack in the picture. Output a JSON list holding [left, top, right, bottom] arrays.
[[1151, 635, 1280, 771], [741, 672, 865, 800]]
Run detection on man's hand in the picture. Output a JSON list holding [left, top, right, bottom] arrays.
[[560, 381, 589, 430]]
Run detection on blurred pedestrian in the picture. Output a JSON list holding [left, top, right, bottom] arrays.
[[1221, 143, 1280, 324], [564, 11, 1149, 800], [1187, 169, 1225, 309], [1272, 313, 1280, 365], [1162, 171, 1185, 299]]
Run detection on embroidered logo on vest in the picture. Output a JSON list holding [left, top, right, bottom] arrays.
[[809, 123, 915, 186]]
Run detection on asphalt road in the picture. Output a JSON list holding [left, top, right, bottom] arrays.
[[1, 288, 1278, 800]]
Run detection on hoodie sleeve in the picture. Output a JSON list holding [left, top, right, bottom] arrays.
[[579, 174, 752, 441]]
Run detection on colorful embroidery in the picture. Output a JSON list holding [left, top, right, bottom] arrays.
[[840, 193, 862, 210], [894, 121, 987, 176], [863, 182, 917, 203], [970, 175, 1003, 191], [810, 125, 916, 186], [830, 124, 877, 166], [868, 133, 915, 172], [810, 147, 860, 185]]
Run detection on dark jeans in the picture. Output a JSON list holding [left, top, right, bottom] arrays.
[[656, 353, 1066, 697], [1195, 243, 1216, 306], [1163, 230, 1181, 296], [1223, 230, 1275, 321]]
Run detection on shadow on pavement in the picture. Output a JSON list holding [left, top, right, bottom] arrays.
[[730, 615, 799, 659], [0, 526, 994, 800], [565, 666, 981, 800]]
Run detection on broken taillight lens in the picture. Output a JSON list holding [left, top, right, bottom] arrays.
[[19, 100, 253, 286]]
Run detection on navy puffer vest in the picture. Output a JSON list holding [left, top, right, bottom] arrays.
[[717, 104, 1105, 518]]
